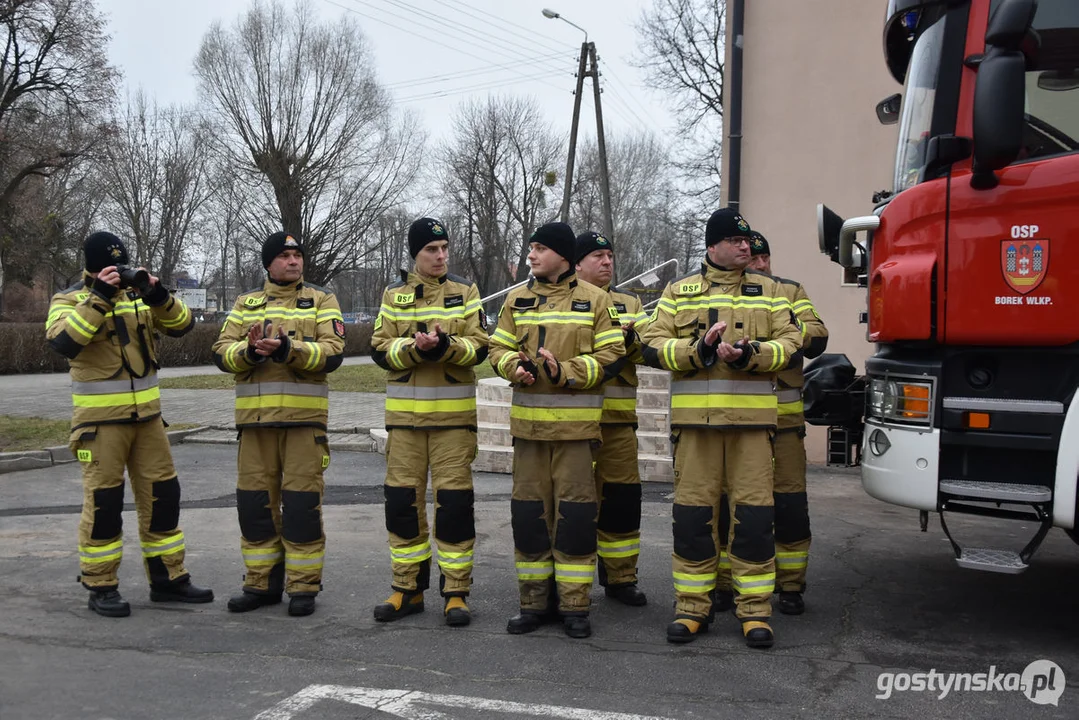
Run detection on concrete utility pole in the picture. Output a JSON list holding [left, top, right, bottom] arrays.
[[544, 9, 615, 241], [587, 43, 615, 242], [561, 44, 589, 225]]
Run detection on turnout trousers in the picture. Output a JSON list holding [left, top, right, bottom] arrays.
[[594, 424, 642, 587], [236, 427, 328, 597], [717, 428, 810, 593], [672, 428, 775, 620], [72, 419, 190, 590], [383, 428, 477, 596], [511, 439, 598, 614]]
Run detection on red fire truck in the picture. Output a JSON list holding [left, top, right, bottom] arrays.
[[812, 0, 1079, 573]]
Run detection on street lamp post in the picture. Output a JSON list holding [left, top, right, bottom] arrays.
[[543, 8, 615, 242]]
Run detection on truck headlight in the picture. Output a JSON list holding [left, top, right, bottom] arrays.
[[866, 377, 933, 426]]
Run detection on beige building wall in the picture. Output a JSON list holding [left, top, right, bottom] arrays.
[[722, 0, 902, 462]]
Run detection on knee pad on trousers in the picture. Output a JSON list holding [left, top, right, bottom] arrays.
[[717, 492, 730, 546], [148, 477, 181, 532], [774, 491, 811, 544], [384, 485, 420, 539], [597, 483, 642, 534], [511, 499, 550, 555], [237, 489, 276, 542], [435, 489, 475, 544], [554, 501, 598, 556], [90, 483, 126, 540], [730, 504, 775, 563], [672, 504, 715, 561], [281, 490, 322, 544]]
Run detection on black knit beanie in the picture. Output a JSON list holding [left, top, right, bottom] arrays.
[[530, 222, 576, 265], [262, 231, 304, 269], [750, 231, 771, 256], [705, 207, 752, 246], [574, 231, 614, 264], [408, 217, 448, 258], [83, 231, 129, 272]]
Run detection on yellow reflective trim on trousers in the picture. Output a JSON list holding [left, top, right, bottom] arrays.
[[385, 397, 477, 414], [673, 571, 716, 593], [79, 539, 124, 563], [438, 550, 474, 569], [235, 394, 329, 411], [602, 398, 636, 412], [516, 561, 553, 580], [670, 394, 776, 410], [778, 401, 804, 415], [391, 541, 432, 563], [242, 548, 284, 566], [776, 551, 808, 569], [510, 405, 602, 423], [597, 539, 639, 558], [554, 563, 594, 583], [73, 386, 161, 408], [733, 572, 776, 594], [141, 531, 185, 558], [285, 551, 325, 569]]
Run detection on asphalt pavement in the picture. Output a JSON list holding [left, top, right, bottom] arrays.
[[1, 444, 1076, 719]]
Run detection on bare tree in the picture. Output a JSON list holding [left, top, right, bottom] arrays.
[[193, 0, 424, 286], [634, 0, 725, 204], [0, 0, 118, 312], [98, 90, 214, 284], [570, 130, 694, 300], [436, 95, 563, 293]]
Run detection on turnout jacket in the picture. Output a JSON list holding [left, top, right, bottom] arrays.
[[212, 278, 344, 431], [488, 271, 626, 442], [772, 277, 828, 432], [640, 259, 802, 430], [370, 269, 489, 431], [45, 272, 193, 430], [598, 284, 650, 427]]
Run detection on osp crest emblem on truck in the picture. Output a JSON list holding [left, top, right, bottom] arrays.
[[1000, 238, 1049, 295]]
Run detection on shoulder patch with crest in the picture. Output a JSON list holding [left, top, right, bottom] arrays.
[[479, 309, 488, 331], [572, 300, 592, 312], [374, 314, 383, 331], [742, 284, 763, 297], [297, 297, 314, 309], [444, 294, 464, 309], [333, 319, 346, 338]]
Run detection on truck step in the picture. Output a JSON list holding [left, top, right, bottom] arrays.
[[939, 479, 1052, 503], [955, 547, 1027, 574]]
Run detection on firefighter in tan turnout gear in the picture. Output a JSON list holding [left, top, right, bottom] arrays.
[[45, 231, 214, 617], [574, 231, 649, 607], [370, 218, 488, 627], [213, 232, 345, 617], [488, 221, 626, 639], [641, 208, 801, 648]]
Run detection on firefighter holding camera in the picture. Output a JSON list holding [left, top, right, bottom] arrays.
[[45, 231, 214, 617]]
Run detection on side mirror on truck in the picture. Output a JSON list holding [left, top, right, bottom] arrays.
[[971, 0, 1038, 189]]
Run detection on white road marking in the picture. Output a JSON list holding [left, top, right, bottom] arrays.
[[254, 684, 678, 720]]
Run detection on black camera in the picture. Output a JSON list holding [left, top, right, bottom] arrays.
[[117, 265, 152, 295]]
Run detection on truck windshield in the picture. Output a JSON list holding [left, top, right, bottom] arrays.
[[893, 14, 946, 193], [1016, 1, 1079, 162]]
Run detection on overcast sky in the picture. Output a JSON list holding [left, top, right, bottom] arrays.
[[102, 0, 678, 145]]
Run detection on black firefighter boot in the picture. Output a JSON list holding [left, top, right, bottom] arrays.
[[227, 590, 282, 613], [288, 594, 316, 617], [741, 618, 775, 649], [88, 588, 131, 618], [373, 591, 425, 622], [149, 577, 214, 604], [777, 591, 805, 615]]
